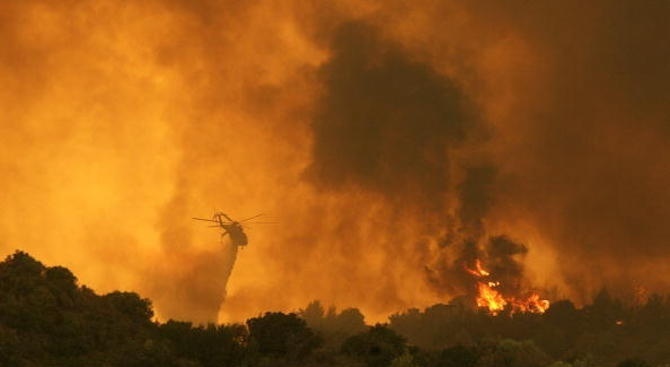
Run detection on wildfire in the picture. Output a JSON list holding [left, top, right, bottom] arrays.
[[511, 293, 551, 314], [466, 259, 550, 315], [465, 259, 490, 277], [476, 281, 507, 313]]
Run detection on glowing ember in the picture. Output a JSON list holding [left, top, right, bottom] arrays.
[[467, 259, 550, 315]]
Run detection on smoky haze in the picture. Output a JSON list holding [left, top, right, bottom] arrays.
[[307, 22, 477, 205], [0, 0, 668, 322]]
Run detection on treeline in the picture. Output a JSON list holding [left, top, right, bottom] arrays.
[[0, 251, 668, 367]]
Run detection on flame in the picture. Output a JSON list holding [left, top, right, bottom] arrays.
[[467, 259, 550, 315], [476, 281, 507, 314], [509, 293, 551, 314], [465, 259, 490, 277]]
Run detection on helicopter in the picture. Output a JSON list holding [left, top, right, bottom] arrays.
[[192, 212, 272, 247]]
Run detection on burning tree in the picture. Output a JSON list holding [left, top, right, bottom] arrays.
[[463, 237, 550, 315]]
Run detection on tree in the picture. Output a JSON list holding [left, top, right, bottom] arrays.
[[247, 312, 321, 362], [104, 291, 154, 324], [390, 351, 418, 367], [300, 301, 367, 349], [435, 345, 479, 367], [342, 324, 406, 367], [476, 339, 550, 367], [159, 321, 247, 367]]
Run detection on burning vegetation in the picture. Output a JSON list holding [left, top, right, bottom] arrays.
[[466, 258, 550, 315]]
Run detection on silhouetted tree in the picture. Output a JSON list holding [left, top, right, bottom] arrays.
[[476, 339, 550, 367], [3, 251, 670, 367], [159, 321, 247, 367], [342, 324, 406, 367], [301, 301, 367, 349], [247, 312, 321, 363]]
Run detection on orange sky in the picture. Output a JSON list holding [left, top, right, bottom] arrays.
[[1, 0, 669, 324]]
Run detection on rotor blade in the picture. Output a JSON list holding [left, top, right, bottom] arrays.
[[239, 213, 264, 222], [192, 217, 219, 223], [244, 221, 277, 224]]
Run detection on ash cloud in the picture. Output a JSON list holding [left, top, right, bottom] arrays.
[[306, 21, 525, 301], [307, 22, 480, 210], [306, 1, 670, 303], [483, 236, 528, 296], [461, 0, 670, 299], [457, 165, 496, 238]]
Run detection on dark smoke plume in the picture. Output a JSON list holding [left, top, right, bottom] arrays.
[[459, 0, 670, 300], [307, 21, 481, 210], [306, 21, 529, 302]]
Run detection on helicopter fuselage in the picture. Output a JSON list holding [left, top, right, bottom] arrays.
[[223, 222, 248, 247]]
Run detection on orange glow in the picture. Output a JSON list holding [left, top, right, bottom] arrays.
[[509, 293, 551, 314], [468, 259, 550, 315]]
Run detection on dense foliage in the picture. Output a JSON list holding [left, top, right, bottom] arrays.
[[0, 251, 668, 366]]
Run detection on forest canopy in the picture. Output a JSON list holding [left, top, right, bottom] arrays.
[[0, 251, 668, 367]]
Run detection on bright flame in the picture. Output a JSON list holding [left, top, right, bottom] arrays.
[[476, 281, 507, 314], [467, 259, 550, 315], [465, 259, 490, 277]]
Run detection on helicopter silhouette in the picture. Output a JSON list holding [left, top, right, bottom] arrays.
[[192, 212, 273, 247]]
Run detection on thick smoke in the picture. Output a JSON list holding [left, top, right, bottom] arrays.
[[306, 21, 517, 300], [460, 0, 670, 300], [307, 21, 477, 209], [1, 0, 669, 323]]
